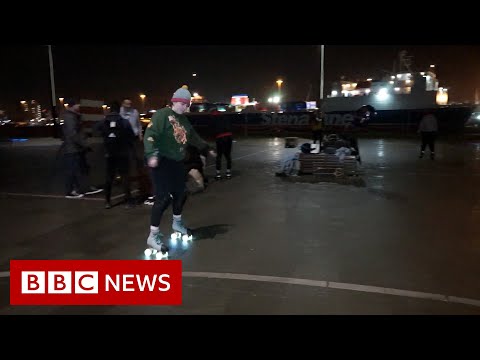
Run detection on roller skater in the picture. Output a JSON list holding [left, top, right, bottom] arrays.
[[143, 85, 216, 259], [210, 107, 233, 180], [418, 110, 438, 161]]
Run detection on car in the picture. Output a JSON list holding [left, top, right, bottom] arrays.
[[189, 102, 234, 113], [464, 105, 480, 132]]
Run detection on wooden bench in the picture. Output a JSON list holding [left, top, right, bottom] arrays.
[[298, 153, 319, 174], [299, 153, 360, 177]]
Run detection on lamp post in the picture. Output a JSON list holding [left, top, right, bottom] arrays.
[[276, 79, 283, 97], [57, 97, 64, 120], [47, 45, 59, 137], [191, 73, 198, 94], [140, 94, 146, 112], [320, 45, 325, 102]]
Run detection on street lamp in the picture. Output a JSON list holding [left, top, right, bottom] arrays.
[[140, 94, 146, 112], [191, 73, 198, 94], [276, 79, 283, 97]]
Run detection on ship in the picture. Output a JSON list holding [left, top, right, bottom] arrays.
[[320, 51, 473, 133]]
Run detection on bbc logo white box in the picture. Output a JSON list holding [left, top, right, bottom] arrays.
[[21, 271, 99, 294], [21, 271, 45, 294]]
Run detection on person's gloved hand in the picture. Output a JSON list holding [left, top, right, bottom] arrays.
[[208, 149, 217, 158], [148, 156, 158, 168]]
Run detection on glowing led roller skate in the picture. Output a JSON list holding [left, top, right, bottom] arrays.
[[170, 217, 193, 244], [144, 231, 169, 259]]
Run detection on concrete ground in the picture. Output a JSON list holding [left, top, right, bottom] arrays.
[[1, 135, 480, 314]]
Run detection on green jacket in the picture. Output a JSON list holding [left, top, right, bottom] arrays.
[[144, 107, 209, 162]]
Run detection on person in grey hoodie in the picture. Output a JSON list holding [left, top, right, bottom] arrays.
[[61, 98, 103, 198], [120, 97, 151, 201], [418, 110, 439, 160]]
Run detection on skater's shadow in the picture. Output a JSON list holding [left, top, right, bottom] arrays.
[[192, 224, 233, 241]]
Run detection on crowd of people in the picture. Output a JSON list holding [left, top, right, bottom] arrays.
[[59, 89, 438, 255], [60, 85, 235, 255]]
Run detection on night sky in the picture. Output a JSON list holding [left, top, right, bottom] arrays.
[[1, 45, 479, 115]]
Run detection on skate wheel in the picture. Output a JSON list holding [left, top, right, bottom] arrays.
[[144, 248, 152, 257], [182, 234, 193, 242], [170, 233, 177, 240], [155, 252, 168, 260]]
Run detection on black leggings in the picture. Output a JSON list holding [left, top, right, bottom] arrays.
[[312, 130, 323, 145], [216, 136, 232, 171], [150, 157, 188, 227], [64, 153, 87, 195], [104, 154, 131, 203], [421, 132, 436, 153]]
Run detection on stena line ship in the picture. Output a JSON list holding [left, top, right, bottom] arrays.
[[320, 51, 473, 133]]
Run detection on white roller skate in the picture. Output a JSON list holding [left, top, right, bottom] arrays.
[[144, 231, 169, 259], [171, 218, 193, 243], [143, 196, 155, 206]]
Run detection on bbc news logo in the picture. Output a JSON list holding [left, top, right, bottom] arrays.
[[10, 260, 182, 305]]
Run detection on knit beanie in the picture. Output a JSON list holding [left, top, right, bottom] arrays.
[[171, 85, 192, 105]]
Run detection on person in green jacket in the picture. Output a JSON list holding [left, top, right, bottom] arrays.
[[143, 85, 216, 257]]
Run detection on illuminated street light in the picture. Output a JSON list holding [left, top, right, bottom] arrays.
[[276, 79, 283, 96], [140, 94, 146, 112]]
